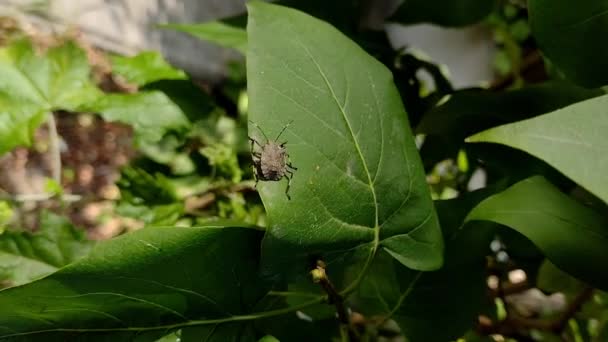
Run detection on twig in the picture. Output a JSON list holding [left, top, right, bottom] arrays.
[[550, 286, 594, 333], [478, 286, 595, 338], [0, 193, 81, 202], [46, 112, 62, 185], [311, 260, 358, 341], [490, 50, 543, 90]]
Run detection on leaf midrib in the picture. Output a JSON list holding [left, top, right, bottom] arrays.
[[290, 28, 380, 241]]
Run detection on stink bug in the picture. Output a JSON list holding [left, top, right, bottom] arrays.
[[249, 120, 297, 200]]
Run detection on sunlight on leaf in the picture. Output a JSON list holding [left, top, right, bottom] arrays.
[[247, 2, 442, 284], [111, 51, 187, 87]]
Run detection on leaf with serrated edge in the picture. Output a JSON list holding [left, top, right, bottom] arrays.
[[247, 2, 442, 282], [110, 51, 187, 87], [0, 212, 95, 287], [88, 91, 191, 143], [0, 40, 101, 155]]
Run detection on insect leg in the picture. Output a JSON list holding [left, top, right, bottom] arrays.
[[248, 136, 263, 149], [252, 163, 260, 188], [287, 162, 298, 171], [284, 170, 294, 200]]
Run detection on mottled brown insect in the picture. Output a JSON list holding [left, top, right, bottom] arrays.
[[249, 120, 297, 200]]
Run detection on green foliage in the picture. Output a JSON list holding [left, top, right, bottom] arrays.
[[110, 51, 187, 86], [162, 22, 247, 54], [247, 2, 442, 279], [417, 82, 602, 139], [529, 0, 608, 87], [88, 91, 191, 143], [0, 0, 607, 341], [466, 176, 608, 290], [391, 0, 497, 27], [0, 40, 100, 154], [0, 225, 266, 340], [356, 190, 496, 341], [0, 212, 94, 288], [0, 201, 12, 231], [467, 95, 608, 204], [200, 143, 242, 183]]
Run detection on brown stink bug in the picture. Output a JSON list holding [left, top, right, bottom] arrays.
[[249, 120, 297, 200]]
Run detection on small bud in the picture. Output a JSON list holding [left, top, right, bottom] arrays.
[[310, 268, 325, 283]]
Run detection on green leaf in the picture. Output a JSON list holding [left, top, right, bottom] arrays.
[[278, 0, 365, 35], [258, 335, 280, 342], [466, 176, 608, 290], [162, 22, 247, 54], [115, 202, 184, 226], [247, 2, 442, 277], [110, 51, 187, 87], [0, 40, 101, 155], [88, 91, 191, 143], [0, 201, 11, 231], [0, 212, 94, 288], [466, 94, 608, 204], [142, 80, 215, 122], [117, 167, 178, 205], [529, 0, 608, 87], [390, 0, 497, 27], [356, 190, 496, 342], [537, 260, 587, 299], [0, 225, 268, 340], [417, 82, 602, 140], [0, 106, 47, 155], [181, 323, 256, 342]]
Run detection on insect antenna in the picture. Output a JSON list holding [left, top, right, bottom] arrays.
[[275, 120, 294, 141], [248, 120, 270, 143]]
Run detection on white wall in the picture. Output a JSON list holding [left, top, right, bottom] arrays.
[[0, 0, 494, 86]]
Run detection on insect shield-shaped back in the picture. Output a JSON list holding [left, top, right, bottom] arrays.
[[248, 121, 297, 200]]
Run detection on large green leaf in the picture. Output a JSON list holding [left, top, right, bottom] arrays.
[[110, 51, 187, 87], [356, 190, 496, 341], [162, 22, 247, 54], [0, 225, 269, 340], [87, 91, 191, 143], [0, 212, 94, 288], [247, 2, 442, 279], [417, 82, 601, 174], [417, 82, 602, 139], [467, 94, 608, 204], [0, 40, 101, 155], [529, 0, 608, 87], [390, 0, 497, 27], [466, 176, 608, 290]]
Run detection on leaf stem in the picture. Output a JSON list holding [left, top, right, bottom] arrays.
[[0, 193, 81, 202], [268, 290, 322, 298], [339, 244, 376, 296], [378, 271, 423, 325]]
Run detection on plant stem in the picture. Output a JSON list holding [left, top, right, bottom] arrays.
[[46, 112, 61, 185], [0, 193, 81, 202]]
